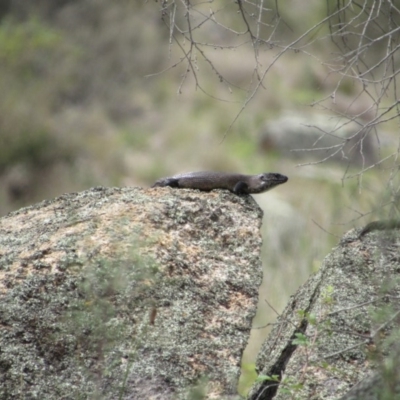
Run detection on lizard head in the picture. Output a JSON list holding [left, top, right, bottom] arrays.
[[253, 173, 288, 193]]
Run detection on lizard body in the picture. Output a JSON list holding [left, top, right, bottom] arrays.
[[152, 171, 288, 195]]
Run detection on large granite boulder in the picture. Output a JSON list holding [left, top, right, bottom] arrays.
[[0, 186, 264, 399], [249, 225, 400, 400]]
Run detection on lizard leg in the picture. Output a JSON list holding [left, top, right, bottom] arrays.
[[162, 178, 180, 188], [233, 181, 249, 195]]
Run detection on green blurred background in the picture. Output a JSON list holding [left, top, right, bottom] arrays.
[[1, 0, 398, 395]]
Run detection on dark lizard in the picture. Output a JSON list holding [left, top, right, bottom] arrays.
[[359, 220, 400, 237], [152, 171, 288, 195]]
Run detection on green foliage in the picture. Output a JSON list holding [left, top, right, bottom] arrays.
[[0, 16, 61, 72], [291, 332, 309, 347], [238, 362, 258, 396], [279, 377, 304, 394], [0, 129, 56, 170], [321, 285, 334, 305], [66, 260, 128, 356], [297, 310, 317, 325], [185, 377, 209, 400], [255, 374, 280, 383], [58, 241, 160, 397], [0, 16, 80, 174], [226, 137, 258, 160]]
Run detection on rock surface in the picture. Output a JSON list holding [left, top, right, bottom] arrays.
[[0, 186, 264, 399], [248, 225, 400, 400]]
